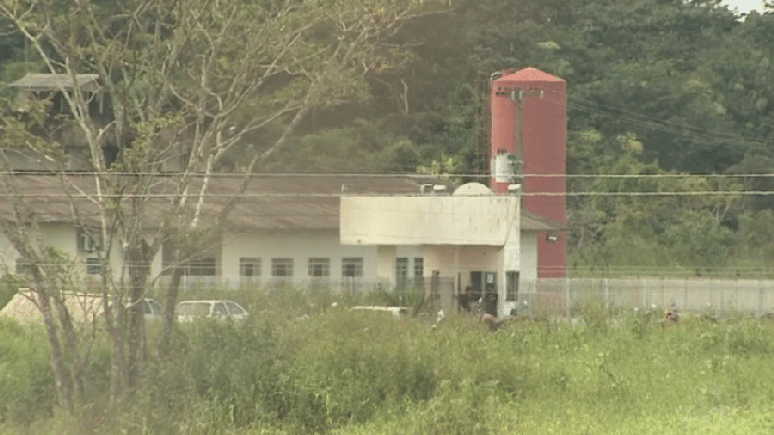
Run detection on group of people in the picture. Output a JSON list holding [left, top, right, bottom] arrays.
[[459, 285, 681, 326], [458, 285, 498, 316]]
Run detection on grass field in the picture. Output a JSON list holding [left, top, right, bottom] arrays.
[[2, 290, 774, 434]]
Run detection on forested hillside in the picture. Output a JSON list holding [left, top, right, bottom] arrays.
[[1, 0, 773, 275]]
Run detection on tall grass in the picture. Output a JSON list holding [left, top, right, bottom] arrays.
[[5, 290, 774, 434], [0, 320, 56, 425]]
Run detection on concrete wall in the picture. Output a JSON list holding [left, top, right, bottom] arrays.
[[0, 223, 166, 285], [0, 223, 93, 270], [341, 196, 520, 246], [422, 245, 504, 285], [520, 231, 538, 284]]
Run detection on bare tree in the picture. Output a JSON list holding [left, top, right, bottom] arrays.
[[0, 0, 443, 410]]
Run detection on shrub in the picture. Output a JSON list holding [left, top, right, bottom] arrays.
[[725, 318, 772, 357], [285, 310, 437, 432], [0, 320, 56, 425], [0, 274, 25, 311], [135, 318, 288, 433]]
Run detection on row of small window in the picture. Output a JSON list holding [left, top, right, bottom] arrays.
[[17, 257, 363, 278], [17, 256, 424, 279], [396, 258, 424, 280], [243, 257, 424, 280], [240, 257, 364, 278], [16, 258, 104, 276]]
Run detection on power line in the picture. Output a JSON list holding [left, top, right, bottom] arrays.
[[568, 95, 769, 145], [0, 190, 763, 199], [7, 170, 774, 179], [543, 91, 770, 147], [518, 90, 770, 152]]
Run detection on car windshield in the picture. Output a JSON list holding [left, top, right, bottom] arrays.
[[225, 301, 246, 315], [177, 302, 211, 316]]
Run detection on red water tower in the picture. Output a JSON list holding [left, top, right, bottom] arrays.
[[490, 67, 566, 278]]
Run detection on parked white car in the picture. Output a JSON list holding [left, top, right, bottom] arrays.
[[176, 300, 248, 322], [123, 298, 163, 321]]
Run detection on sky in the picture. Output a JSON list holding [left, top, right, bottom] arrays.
[[722, 0, 768, 13]]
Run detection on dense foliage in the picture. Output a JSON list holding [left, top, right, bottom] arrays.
[[4, 291, 774, 434]]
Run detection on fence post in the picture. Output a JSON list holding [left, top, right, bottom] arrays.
[[759, 280, 764, 318], [709, 285, 721, 313], [604, 278, 609, 309], [720, 282, 725, 315], [661, 277, 666, 308], [735, 279, 740, 313], [565, 277, 571, 318]]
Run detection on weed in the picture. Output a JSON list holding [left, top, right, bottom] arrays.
[[6, 290, 774, 434]]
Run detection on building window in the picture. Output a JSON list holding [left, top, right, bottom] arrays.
[[342, 257, 363, 277], [86, 258, 103, 275], [506, 271, 519, 302], [187, 257, 216, 276], [15, 258, 30, 275], [412, 257, 424, 288], [240, 258, 261, 277], [271, 258, 293, 277], [396, 257, 408, 283], [413, 258, 424, 278], [308, 258, 330, 277], [77, 229, 101, 252]]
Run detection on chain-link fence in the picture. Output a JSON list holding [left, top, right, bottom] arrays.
[[168, 275, 457, 314], [167, 276, 774, 318], [519, 278, 774, 318]]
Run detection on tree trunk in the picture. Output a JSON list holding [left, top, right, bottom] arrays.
[[126, 294, 144, 389], [159, 266, 183, 358], [37, 290, 74, 413], [54, 295, 87, 405], [126, 244, 150, 388], [104, 289, 125, 408]]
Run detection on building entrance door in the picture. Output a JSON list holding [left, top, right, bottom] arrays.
[[483, 272, 498, 315], [469, 271, 498, 316]]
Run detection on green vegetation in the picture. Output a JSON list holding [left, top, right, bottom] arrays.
[[0, 319, 56, 425], [4, 293, 774, 434], [0, 274, 24, 309]]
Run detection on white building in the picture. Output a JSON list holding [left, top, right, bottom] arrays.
[[340, 182, 556, 316], [0, 175, 555, 315]]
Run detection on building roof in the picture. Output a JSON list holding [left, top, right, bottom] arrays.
[[497, 67, 564, 84], [0, 174, 558, 232], [520, 212, 557, 231], [1, 291, 103, 325], [7, 74, 101, 93]]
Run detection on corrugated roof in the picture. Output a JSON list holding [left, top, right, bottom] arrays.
[[7, 74, 101, 92], [521, 211, 561, 231], [0, 174, 557, 232]]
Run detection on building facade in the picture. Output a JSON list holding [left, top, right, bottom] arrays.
[[0, 175, 554, 317]]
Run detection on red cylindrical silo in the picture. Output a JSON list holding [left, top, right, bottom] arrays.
[[490, 67, 566, 278]]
